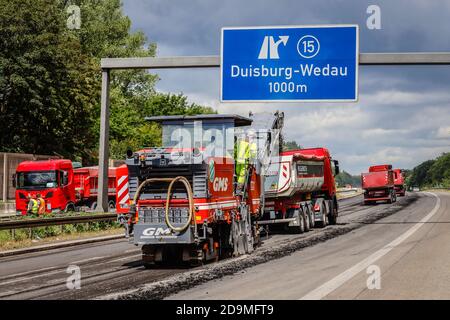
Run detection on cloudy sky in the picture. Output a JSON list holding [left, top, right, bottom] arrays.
[[122, 0, 450, 174]]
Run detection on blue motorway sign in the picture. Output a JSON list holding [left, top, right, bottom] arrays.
[[221, 25, 359, 102]]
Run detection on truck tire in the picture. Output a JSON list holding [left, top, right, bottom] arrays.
[[108, 200, 116, 211], [303, 208, 310, 232], [288, 209, 305, 234], [90, 202, 97, 211], [387, 190, 395, 204], [316, 204, 328, 228], [64, 203, 75, 213], [305, 205, 314, 228], [328, 200, 338, 225]]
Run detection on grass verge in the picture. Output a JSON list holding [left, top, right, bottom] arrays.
[[0, 221, 122, 251]]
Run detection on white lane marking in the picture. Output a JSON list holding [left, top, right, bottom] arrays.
[[70, 256, 105, 264], [300, 192, 441, 300], [109, 254, 142, 263], [125, 248, 140, 253], [0, 269, 64, 286], [0, 266, 59, 282]]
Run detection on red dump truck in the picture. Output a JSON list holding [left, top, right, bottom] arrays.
[[14, 159, 120, 214], [73, 166, 118, 210], [260, 148, 340, 232], [361, 164, 396, 204], [393, 168, 406, 197]]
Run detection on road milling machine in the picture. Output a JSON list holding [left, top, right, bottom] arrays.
[[119, 112, 284, 266]]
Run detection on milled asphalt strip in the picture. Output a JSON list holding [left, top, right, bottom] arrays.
[[299, 192, 440, 300], [0, 234, 124, 258]]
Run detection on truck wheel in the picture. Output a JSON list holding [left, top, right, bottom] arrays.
[[90, 202, 97, 211], [316, 205, 328, 228], [306, 205, 315, 228], [328, 201, 338, 225], [64, 203, 75, 213], [108, 200, 116, 211], [303, 208, 310, 232], [289, 209, 305, 234], [388, 190, 395, 204]]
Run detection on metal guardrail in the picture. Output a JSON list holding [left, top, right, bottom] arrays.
[[0, 213, 117, 230]]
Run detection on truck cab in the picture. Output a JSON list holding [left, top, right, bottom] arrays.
[[14, 159, 75, 215]]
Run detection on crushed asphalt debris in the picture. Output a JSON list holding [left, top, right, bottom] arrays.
[[106, 194, 419, 300]]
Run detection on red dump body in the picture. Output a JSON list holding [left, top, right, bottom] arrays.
[[73, 166, 118, 209], [279, 147, 337, 196], [393, 169, 406, 196], [361, 164, 396, 203], [262, 147, 339, 227]]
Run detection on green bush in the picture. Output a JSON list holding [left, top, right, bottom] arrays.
[[0, 220, 120, 245], [0, 230, 12, 242], [62, 224, 77, 234], [13, 229, 29, 241]]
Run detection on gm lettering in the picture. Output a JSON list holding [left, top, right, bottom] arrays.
[[142, 227, 172, 237]]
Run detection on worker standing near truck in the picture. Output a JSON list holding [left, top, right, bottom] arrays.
[[26, 194, 38, 216], [235, 134, 250, 189], [37, 193, 46, 215]]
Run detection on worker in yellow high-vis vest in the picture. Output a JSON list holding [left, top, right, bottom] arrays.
[[26, 194, 39, 215], [235, 137, 250, 187]]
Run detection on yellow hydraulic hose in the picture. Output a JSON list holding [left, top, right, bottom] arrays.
[[133, 176, 194, 233]]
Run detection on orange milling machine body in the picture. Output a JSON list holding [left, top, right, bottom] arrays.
[[118, 114, 268, 266]]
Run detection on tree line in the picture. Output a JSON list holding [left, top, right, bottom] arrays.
[[405, 153, 450, 189], [0, 0, 213, 165]]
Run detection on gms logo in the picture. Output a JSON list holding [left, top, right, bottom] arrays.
[[258, 35, 289, 59], [142, 227, 172, 238], [213, 177, 229, 192]]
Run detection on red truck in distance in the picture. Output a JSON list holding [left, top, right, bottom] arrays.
[[14, 159, 120, 215], [393, 168, 406, 197], [361, 164, 396, 205]]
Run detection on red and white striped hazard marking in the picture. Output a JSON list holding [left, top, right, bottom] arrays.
[[117, 175, 130, 205]]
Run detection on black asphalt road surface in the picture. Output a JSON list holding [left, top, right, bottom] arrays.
[[0, 192, 432, 300]]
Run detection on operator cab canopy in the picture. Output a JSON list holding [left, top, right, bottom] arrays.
[[145, 114, 252, 127], [145, 114, 253, 157]]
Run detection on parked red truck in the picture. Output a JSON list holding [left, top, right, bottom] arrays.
[[393, 168, 406, 197], [260, 147, 340, 232], [14, 159, 75, 214], [361, 164, 396, 204], [73, 166, 118, 210], [14, 159, 119, 215]]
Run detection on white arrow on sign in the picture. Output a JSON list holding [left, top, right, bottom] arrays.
[[258, 35, 289, 60]]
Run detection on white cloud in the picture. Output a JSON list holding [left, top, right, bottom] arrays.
[[436, 126, 450, 139]]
